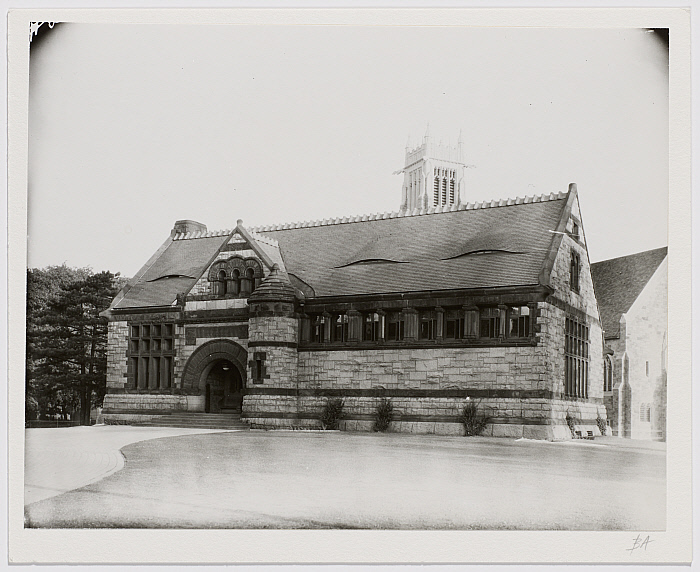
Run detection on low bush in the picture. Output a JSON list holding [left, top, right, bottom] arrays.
[[565, 411, 577, 438], [320, 398, 344, 430], [596, 414, 608, 436], [460, 399, 489, 436], [373, 398, 394, 432]]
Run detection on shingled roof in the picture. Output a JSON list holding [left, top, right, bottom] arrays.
[[590, 247, 667, 339], [108, 189, 575, 311], [258, 194, 569, 297], [112, 234, 229, 309]]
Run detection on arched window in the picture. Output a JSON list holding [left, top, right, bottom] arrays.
[[213, 269, 227, 296], [240, 268, 252, 295], [570, 251, 580, 293], [231, 269, 241, 296], [243, 268, 255, 294]]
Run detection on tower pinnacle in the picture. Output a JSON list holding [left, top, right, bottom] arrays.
[[399, 128, 467, 213]]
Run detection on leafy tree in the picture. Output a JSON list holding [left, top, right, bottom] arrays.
[[26, 268, 120, 425]]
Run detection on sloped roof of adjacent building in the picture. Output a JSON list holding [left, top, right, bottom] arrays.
[[109, 190, 574, 310], [590, 247, 667, 339]]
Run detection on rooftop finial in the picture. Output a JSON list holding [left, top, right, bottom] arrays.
[[424, 123, 431, 140]]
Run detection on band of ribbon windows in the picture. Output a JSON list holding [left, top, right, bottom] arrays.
[[305, 305, 533, 344], [129, 324, 174, 390], [564, 316, 589, 398]]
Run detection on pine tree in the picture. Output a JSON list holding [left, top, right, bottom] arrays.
[[27, 269, 120, 425]]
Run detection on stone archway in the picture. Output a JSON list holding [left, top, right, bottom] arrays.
[[181, 339, 248, 413]]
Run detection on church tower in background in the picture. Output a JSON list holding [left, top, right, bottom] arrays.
[[399, 127, 467, 213]]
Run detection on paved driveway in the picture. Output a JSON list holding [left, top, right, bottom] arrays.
[[24, 429, 666, 530], [24, 425, 236, 505]]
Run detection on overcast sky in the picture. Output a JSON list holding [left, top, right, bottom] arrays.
[[28, 23, 669, 277]]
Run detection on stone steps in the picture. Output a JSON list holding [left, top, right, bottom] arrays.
[[139, 412, 249, 431]]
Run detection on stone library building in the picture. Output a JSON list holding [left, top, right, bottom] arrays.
[[102, 132, 607, 439]]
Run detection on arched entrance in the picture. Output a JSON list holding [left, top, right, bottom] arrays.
[[181, 339, 248, 414], [203, 359, 243, 413]]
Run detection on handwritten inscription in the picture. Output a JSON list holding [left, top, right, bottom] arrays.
[[627, 534, 654, 554]]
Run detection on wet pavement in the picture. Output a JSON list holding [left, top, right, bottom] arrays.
[[24, 429, 666, 530]]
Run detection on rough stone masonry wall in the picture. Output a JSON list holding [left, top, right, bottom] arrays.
[[105, 321, 128, 391], [243, 311, 300, 425], [247, 315, 298, 387], [544, 211, 607, 437], [245, 343, 562, 437]]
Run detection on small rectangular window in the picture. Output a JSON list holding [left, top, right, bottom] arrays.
[[419, 311, 437, 340], [131, 325, 140, 338], [646, 361, 650, 376], [387, 313, 405, 341], [363, 313, 380, 341], [571, 222, 580, 240], [508, 306, 530, 338], [444, 309, 464, 339], [331, 313, 349, 342], [480, 308, 500, 339], [312, 315, 325, 343]]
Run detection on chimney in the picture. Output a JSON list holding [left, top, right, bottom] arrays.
[[172, 220, 207, 236]]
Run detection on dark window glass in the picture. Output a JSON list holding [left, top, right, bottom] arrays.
[[444, 309, 464, 339], [564, 316, 589, 398], [419, 311, 437, 340], [480, 308, 500, 338], [387, 313, 405, 341], [331, 314, 349, 342], [312, 315, 325, 343], [570, 252, 580, 292], [508, 306, 530, 338], [363, 313, 380, 341]]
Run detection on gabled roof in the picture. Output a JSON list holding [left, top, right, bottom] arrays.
[[107, 189, 576, 310], [109, 222, 285, 311], [590, 247, 667, 339], [113, 234, 229, 309]]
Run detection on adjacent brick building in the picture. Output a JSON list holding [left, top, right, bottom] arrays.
[[102, 174, 607, 439], [591, 247, 668, 441]]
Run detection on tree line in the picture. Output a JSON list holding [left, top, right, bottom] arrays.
[[26, 265, 125, 425]]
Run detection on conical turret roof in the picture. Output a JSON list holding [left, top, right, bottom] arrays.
[[248, 264, 297, 303]]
